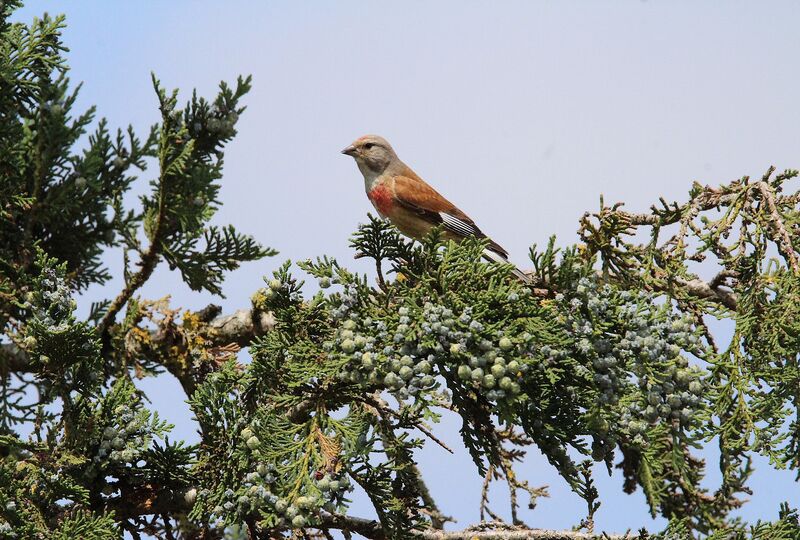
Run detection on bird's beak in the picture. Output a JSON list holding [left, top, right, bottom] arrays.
[[341, 144, 357, 156]]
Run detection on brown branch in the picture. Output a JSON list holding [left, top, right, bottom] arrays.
[[107, 493, 636, 540], [575, 183, 758, 309], [412, 526, 636, 540], [134, 305, 274, 397], [375, 260, 387, 291], [286, 398, 319, 424], [584, 173, 800, 309], [429, 524, 634, 540], [99, 421, 613, 540], [318, 513, 386, 540], [98, 120, 177, 340], [97, 239, 161, 338]]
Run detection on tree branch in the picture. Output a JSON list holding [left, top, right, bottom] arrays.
[[105, 491, 636, 540], [758, 180, 800, 274], [614, 183, 742, 227], [317, 514, 637, 540], [580, 182, 765, 310], [2, 306, 275, 375], [206, 308, 275, 347], [98, 173, 169, 338], [98, 104, 183, 341], [664, 275, 738, 311]]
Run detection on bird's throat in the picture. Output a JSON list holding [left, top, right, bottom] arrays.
[[358, 161, 381, 191]]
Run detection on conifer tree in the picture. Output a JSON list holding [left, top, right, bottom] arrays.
[[1, 3, 799, 539]]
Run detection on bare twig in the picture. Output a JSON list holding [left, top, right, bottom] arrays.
[[480, 464, 501, 522], [361, 395, 454, 454]]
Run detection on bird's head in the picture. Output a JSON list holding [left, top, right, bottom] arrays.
[[341, 135, 397, 174]]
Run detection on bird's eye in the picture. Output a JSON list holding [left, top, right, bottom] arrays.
[[364, 143, 374, 150]]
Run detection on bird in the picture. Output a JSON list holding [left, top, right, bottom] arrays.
[[341, 135, 528, 281]]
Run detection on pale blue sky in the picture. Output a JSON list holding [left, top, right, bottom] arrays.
[[15, 1, 800, 534]]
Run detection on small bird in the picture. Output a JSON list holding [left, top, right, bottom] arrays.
[[342, 135, 527, 281]]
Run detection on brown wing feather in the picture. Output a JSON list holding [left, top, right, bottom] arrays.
[[392, 174, 472, 220], [390, 174, 510, 258]]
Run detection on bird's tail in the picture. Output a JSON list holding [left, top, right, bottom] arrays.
[[482, 248, 530, 283]]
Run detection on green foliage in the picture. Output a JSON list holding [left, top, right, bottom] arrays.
[[656, 504, 800, 539], [51, 509, 119, 540], [0, 5, 127, 310], [0, 3, 273, 538], [0, 1, 273, 335], [168, 224, 277, 295], [0, 377, 173, 538], [19, 250, 101, 393], [148, 74, 275, 296], [233, 219, 714, 536], [167, 211, 798, 537]]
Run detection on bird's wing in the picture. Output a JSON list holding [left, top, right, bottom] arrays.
[[391, 174, 510, 259]]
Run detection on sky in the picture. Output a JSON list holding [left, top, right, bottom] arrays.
[[13, 0, 800, 535]]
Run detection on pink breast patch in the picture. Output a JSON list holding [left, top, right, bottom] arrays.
[[368, 185, 394, 216]]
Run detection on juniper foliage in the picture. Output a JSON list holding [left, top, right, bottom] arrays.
[[2, 3, 800, 540]]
